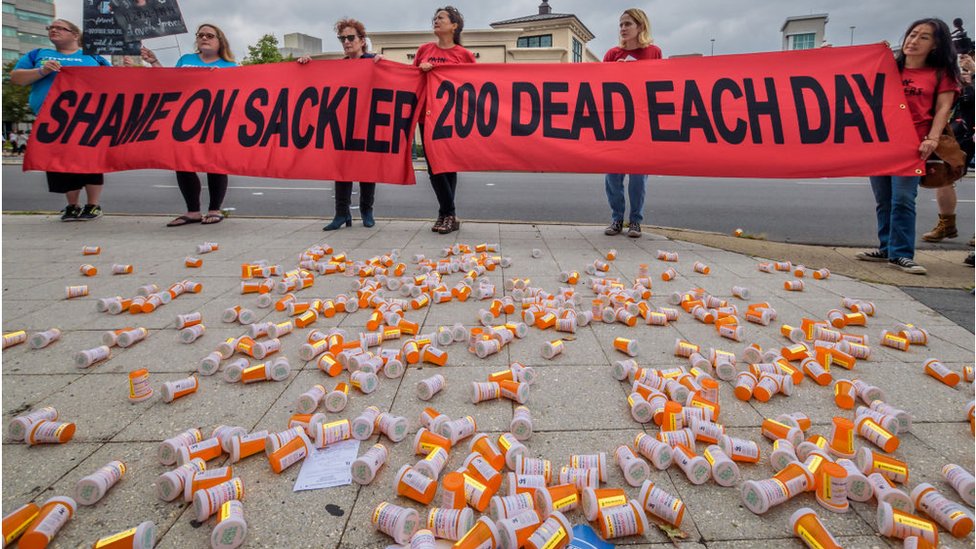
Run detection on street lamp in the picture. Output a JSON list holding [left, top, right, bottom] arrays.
[[849, 26, 855, 45], [710, 38, 715, 55]]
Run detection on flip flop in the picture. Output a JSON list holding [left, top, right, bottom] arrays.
[[201, 213, 224, 225], [167, 215, 202, 227]]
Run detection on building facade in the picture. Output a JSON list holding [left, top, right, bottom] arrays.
[[310, 1, 599, 63], [3, 0, 56, 64], [781, 14, 828, 51], [279, 32, 322, 59]]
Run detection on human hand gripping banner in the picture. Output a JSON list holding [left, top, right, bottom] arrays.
[[26, 45, 921, 182], [421, 44, 921, 178], [25, 59, 425, 184]]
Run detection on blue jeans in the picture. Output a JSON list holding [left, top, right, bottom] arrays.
[[605, 174, 647, 223], [869, 175, 919, 260]]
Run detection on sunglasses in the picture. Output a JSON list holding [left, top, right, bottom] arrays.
[[196, 32, 217, 40], [337, 34, 359, 42], [46, 25, 74, 33]]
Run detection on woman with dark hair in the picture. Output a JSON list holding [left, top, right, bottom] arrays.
[[10, 19, 110, 221], [299, 18, 382, 231], [414, 6, 476, 234], [140, 24, 238, 226], [855, 18, 960, 274], [602, 8, 662, 238]]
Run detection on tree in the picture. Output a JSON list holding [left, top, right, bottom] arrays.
[[243, 34, 283, 65], [2, 61, 33, 127]]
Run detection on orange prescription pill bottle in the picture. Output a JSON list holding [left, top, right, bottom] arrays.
[[910, 483, 974, 538], [90, 520, 156, 549], [396, 465, 436, 505], [372, 502, 419, 545], [453, 516, 500, 549], [525, 511, 572, 549], [790, 508, 841, 549], [268, 432, 310, 474], [2, 502, 40, 547], [75, 460, 126, 506], [877, 502, 938, 545], [27, 420, 75, 446], [597, 499, 648, 540], [192, 478, 244, 522], [18, 496, 75, 549]]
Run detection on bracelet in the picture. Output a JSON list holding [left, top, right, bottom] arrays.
[[37, 67, 46, 76]]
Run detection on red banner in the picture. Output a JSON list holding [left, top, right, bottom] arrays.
[[26, 46, 922, 182], [25, 60, 425, 184], [422, 45, 921, 178]]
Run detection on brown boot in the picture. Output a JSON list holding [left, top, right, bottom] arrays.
[[921, 214, 958, 242]]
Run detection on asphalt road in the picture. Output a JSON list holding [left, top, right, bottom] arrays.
[[2, 165, 973, 248]]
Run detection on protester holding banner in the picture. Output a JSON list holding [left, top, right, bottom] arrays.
[[300, 18, 381, 231], [140, 24, 238, 226], [855, 18, 960, 275], [415, 6, 476, 234], [602, 8, 662, 238], [10, 19, 109, 221]]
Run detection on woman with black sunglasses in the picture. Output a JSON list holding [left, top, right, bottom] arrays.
[[140, 24, 238, 226], [299, 18, 383, 230]]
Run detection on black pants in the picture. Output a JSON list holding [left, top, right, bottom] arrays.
[[176, 172, 228, 212], [335, 182, 375, 215], [419, 124, 458, 217], [46, 172, 103, 193]]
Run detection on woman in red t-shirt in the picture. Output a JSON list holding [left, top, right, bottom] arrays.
[[602, 8, 662, 238], [856, 18, 960, 275], [414, 6, 476, 235]]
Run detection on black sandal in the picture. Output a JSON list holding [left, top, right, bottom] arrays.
[[167, 215, 202, 227]]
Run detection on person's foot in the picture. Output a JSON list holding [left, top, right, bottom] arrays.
[[362, 209, 375, 228], [438, 215, 460, 234], [604, 220, 623, 236], [432, 216, 445, 232], [201, 212, 224, 225], [76, 204, 102, 221], [627, 222, 642, 238], [888, 257, 927, 275], [60, 204, 82, 221], [323, 213, 352, 231], [965, 253, 974, 267], [855, 249, 888, 262], [921, 214, 958, 242]]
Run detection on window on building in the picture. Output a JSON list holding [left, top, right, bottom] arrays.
[[16, 10, 53, 24], [18, 32, 51, 48], [2, 4, 16, 14], [788, 33, 815, 50], [572, 38, 582, 63], [3, 25, 16, 37], [517, 34, 552, 48], [3, 49, 20, 63]]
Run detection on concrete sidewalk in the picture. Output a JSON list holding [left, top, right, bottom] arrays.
[[1, 214, 974, 548]]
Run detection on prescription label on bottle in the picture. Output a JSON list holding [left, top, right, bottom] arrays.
[[541, 529, 566, 549], [553, 493, 578, 510], [94, 526, 137, 548], [894, 515, 935, 531], [4, 510, 39, 545], [599, 495, 627, 508], [796, 525, 826, 549], [31, 503, 71, 539], [877, 462, 907, 477], [402, 469, 432, 493]]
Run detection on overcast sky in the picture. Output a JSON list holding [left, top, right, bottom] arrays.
[[54, 0, 969, 64]]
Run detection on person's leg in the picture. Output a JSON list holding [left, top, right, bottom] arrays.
[[627, 174, 648, 225], [887, 175, 920, 260], [430, 173, 454, 218], [922, 185, 959, 241], [65, 189, 81, 207], [324, 181, 353, 230], [205, 174, 228, 213], [175, 172, 203, 214], [868, 176, 893, 256], [84, 181, 103, 205], [76, 174, 105, 219], [359, 182, 376, 227], [605, 174, 625, 222]]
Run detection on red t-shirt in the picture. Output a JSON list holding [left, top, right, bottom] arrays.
[[603, 45, 663, 62], [413, 42, 476, 67], [901, 67, 959, 140]]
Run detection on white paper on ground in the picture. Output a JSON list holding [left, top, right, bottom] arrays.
[[293, 439, 360, 491]]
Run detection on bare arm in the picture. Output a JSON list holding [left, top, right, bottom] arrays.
[[919, 90, 956, 160], [10, 59, 60, 86]]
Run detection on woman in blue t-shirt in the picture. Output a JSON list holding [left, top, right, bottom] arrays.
[[10, 19, 109, 221], [140, 24, 238, 226]]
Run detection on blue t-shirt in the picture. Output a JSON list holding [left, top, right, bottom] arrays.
[[14, 48, 109, 114], [175, 54, 238, 68]]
